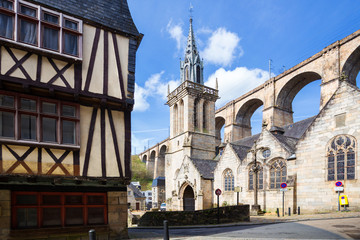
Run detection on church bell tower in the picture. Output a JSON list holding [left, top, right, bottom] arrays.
[[166, 17, 219, 160]]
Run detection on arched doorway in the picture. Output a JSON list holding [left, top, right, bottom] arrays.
[[183, 185, 195, 211]]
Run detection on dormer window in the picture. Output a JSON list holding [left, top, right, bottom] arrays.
[[0, 0, 82, 59]]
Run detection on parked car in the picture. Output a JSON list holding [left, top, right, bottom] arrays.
[[160, 203, 166, 211]]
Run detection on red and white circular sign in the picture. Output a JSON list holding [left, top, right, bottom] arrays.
[[215, 188, 222, 196], [335, 181, 343, 187]]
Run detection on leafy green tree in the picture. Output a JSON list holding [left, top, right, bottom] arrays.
[[131, 155, 153, 190]]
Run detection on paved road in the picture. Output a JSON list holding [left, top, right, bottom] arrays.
[[128, 217, 360, 239]]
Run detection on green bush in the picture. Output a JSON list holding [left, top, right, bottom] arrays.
[[131, 155, 153, 190]]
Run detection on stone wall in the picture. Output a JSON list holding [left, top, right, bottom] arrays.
[[138, 205, 249, 226]]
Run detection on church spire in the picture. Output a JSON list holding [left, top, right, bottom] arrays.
[[180, 15, 204, 84]]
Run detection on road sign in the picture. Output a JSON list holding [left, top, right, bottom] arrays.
[[334, 186, 344, 192], [335, 181, 343, 187], [215, 188, 222, 196], [234, 186, 241, 192], [339, 195, 348, 205], [280, 188, 288, 192], [280, 182, 287, 188]]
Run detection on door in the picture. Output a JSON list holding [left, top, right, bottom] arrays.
[[183, 185, 195, 211], [136, 202, 140, 210]]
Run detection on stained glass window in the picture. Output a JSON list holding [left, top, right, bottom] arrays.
[[269, 159, 286, 189], [327, 135, 356, 181], [224, 169, 234, 191]]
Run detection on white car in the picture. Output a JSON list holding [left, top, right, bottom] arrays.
[[160, 203, 166, 211]]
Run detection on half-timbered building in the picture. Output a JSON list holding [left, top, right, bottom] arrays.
[[0, 0, 142, 238]]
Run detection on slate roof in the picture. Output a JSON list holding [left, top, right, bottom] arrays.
[[128, 183, 145, 199], [271, 134, 298, 153], [190, 158, 218, 180], [271, 116, 316, 153], [229, 116, 316, 154], [230, 144, 250, 161], [152, 177, 165, 187], [232, 133, 260, 147], [29, 0, 140, 37], [282, 116, 316, 139]]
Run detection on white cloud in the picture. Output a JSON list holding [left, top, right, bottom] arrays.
[[134, 71, 180, 112], [205, 67, 269, 107], [166, 19, 186, 51], [202, 28, 242, 67]]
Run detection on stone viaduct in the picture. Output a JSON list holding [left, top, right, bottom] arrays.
[[139, 29, 360, 177], [216, 29, 360, 143], [138, 138, 168, 179]]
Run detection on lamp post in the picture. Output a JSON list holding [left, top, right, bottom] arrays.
[[248, 141, 264, 213]]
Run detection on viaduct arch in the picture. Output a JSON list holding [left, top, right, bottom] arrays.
[[138, 138, 168, 179], [215, 30, 360, 143]]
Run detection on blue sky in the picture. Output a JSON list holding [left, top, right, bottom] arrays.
[[127, 0, 360, 155]]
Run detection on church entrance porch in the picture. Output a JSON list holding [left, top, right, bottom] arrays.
[[183, 185, 195, 211]]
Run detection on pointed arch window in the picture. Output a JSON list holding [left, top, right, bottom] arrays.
[[327, 135, 356, 181], [249, 165, 263, 190], [194, 98, 199, 131], [270, 159, 286, 189], [179, 100, 184, 132], [184, 65, 189, 81], [196, 65, 201, 84], [224, 169, 234, 191], [173, 104, 178, 135], [203, 101, 207, 131]]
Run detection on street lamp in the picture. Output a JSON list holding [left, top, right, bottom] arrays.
[[248, 140, 265, 214]]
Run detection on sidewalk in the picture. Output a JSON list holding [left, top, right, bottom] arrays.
[[130, 210, 360, 229]]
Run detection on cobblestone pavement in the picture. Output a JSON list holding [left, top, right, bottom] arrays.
[[128, 211, 360, 239]]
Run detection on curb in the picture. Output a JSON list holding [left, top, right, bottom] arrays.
[[129, 215, 360, 230]]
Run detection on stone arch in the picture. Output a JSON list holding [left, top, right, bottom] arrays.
[[179, 182, 196, 211], [142, 154, 147, 163], [147, 150, 156, 178], [235, 98, 263, 137], [342, 45, 360, 85], [215, 116, 225, 145], [178, 180, 196, 200], [276, 71, 322, 113], [156, 145, 167, 178]]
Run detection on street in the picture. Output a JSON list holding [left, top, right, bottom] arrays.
[[128, 217, 360, 239]]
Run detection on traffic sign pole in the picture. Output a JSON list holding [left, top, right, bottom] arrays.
[[215, 189, 222, 224], [217, 195, 219, 224], [335, 181, 343, 211], [282, 190, 285, 217], [280, 182, 287, 217]]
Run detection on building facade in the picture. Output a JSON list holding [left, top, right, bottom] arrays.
[[0, 0, 141, 239], [139, 17, 360, 214], [127, 183, 146, 211]]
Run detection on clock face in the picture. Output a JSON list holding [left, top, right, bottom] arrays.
[[262, 149, 271, 158]]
